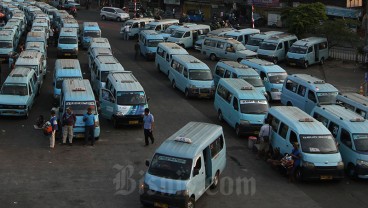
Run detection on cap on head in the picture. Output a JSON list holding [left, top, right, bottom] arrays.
[[144, 108, 149, 113]]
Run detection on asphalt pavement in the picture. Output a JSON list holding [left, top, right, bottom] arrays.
[[0, 9, 367, 208]]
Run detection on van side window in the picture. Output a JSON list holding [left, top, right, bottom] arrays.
[[224, 70, 231, 78], [238, 35, 243, 42], [183, 32, 190, 38], [155, 25, 161, 31], [165, 53, 169, 62], [297, 85, 306, 97], [260, 72, 266, 80], [28, 82, 32, 95], [217, 84, 228, 101], [308, 47, 313, 53], [328, 122, 339, 138], [194, 157, 201, 170], [277, 43, 282, 50], [270, 117, 280, 131], [341, 129, 352, 148], [217, 42, 224, 49], [183, 68, 188, 78], [233, 97, 239, 111], [32, 73, 37, 84], [285, 79, 298, 93], [157, 47, 164, 57], [215, 66, 225, 77], [340, 102, 354, 111], [132, 23, 138, 28], [319, 42, 327, 49], [210, 135, 224, 158], [278, 122, 288, 139], [232, 73, 238, 78], [313, 112, 328, 127], [308, 90, 317, 103], [289, 130, 298, 144], [355, 108, 366, 118]]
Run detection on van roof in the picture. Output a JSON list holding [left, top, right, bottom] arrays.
[[5, 67, 34, 84], [62, 79, 95, 101], [15, 51, 42, 66], [83, 22, 99, 27], [337, 93, 368, 107], [156, 122, 224, 158], [205, 35, 241, 44], [55, 59, 82, 78], [149, 19, 179, 25], [269, 106, 331, 134], [91, 47, 113, 56], [218, 61, 259, 76], [157, 42, 188, 54], [224, 28, 260, 36], [91, 37, 109, 44], [125, 18, 154, 23], [109, 71, 144, 92], [250, 31, 284, 39], [171, 55, 209, 69], [176, 24, 210, 32], [27, 31, 44, 38], [95, 56, 125, 72], [292, 37, 327, 47], [60, 27, 78, 35], [314, 105, 368, 133], [25, 42, 45, 51], [241, 58, 286, 73], [265, 33, 297, 43], [219, 78, 266, 99], [140, 30, 164, 39], [0, 30, 14, 36], [288, 74, 338, 93]]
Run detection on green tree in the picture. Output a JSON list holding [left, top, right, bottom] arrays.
[[282, 3, 327, 36]]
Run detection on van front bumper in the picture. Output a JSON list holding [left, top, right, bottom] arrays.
[[286, 58, 305, 67], [258, 54, 275, 62], [301, 166, 344, 180], [57, 48, 78, 57], [0, 109, 28, 116], [140, 190, 188, 208], [187, 88, 214, 98], [113, 114, 144, 126], [356, 165, 368, 179], [239, 122, 262, 135], [72, 126, 101, 138]]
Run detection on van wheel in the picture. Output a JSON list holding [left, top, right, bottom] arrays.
[[272, 58, 278, 64], [171, 80, 176, 89], [185, 89, 190, 98], [347, 163, 357, 179], [25, 108, 29, 119], [186, 197, 195, 208], [287, 101, 293, 106], [101, 15, 106, 20], [235, 124, 241, 137], [295, 167, 303, 182], [266, 92, 272, 102], [210, 53, 217, 61], [210, 172, 220, 189], [320, 58, 325, 65], [112, 117, 119, 129], [217, 110, 223, 122], [303, 61, 308, 69], [157, 64, 160, 72], [116, 17, 121, 22], [237, 58, 242, 63]]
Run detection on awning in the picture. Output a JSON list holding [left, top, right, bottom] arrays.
[[326, 6, 362, 19]]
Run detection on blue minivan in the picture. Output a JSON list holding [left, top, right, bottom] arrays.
[[81, 22, 101, 49], [138, 30, 164, 60]]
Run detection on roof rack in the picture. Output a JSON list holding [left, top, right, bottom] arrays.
[[72, 87, 86, 91], [299, 118, 314, 122], [174, 136, 192, 144]]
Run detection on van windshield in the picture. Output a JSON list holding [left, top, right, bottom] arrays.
[[117, 91, 146, 105], [59, 37, 77, 44], [289, 46, 308, 54], [65, 101, 97, 115], [353, 134, 368, 152], [16, 65, 39, 74], [0, 41, 13, 48], [240, 76, 264, 87], [267, 72, 287, 84], [189, 70, 213, 81], [171, 31, 184, 38], [300, 135, 338, 154], [259, 42, 277, 50], [240, 100, 268, 114], [147, 39, 162, 47], [1, 84, 28, 96], [247, 38, 262, 46], [148, 153, 192, 180], [225, 35, 238, 40], [164, 27, 175, 34], [84, 31, 101, 38], [234, 43, 246, 51], [145, 24, 156, 30], [317, 92, 338, 105]]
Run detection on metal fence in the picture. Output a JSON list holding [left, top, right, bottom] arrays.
[[329, 47, 364, 63]]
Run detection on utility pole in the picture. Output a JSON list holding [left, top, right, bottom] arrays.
[[365, 0, 368, 45]]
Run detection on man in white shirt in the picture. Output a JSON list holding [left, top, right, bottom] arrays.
[[257, 118, 272, 159], [123, 24, 131, 40]]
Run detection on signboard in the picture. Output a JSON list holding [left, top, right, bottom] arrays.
[[247, 0, 279, 7], [164, 0, 180, 5]]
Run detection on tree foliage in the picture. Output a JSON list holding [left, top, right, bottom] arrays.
[[282, 3, 327, 36]]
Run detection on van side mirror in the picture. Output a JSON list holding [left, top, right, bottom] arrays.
[[145, 159, 150, 167], [193, 168, 199, 176]]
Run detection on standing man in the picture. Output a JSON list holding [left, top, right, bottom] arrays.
[[257, 118, 272, 159], [172, 8, 175, 18], [83, 107, 96, 146], [134, 40, 139, 60], [143, 108, 154, 146], [123, 24, 130, 40], [49, 110, 58, 149], [49, 28, 54, 46], [62, 107, 76, 146]]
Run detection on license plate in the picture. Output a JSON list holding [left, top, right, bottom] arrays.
[[320, 175, 333, 180], [289, 62, 296, 66], [154, 202, 168, 208], [64, 53, 71, 56], [75, 133, 84, 138], [129, 120, 139, 125]]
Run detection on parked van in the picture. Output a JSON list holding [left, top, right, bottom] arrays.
[[201, 36, 257, 62], [61, 18, 80, 34], [10, 13, 26, 32], [88, 37, 111, 55], [311, 105, 368, 179], [286, 37, 329, 68], [140, 122, 226, 208], [168, 54, 214, 98], [4, 21, 21, 40], [88, 47, 113, 69], [223, 28, 260, 45], [15, 51, 45, 83], [281, 74, 339, 114], [167, 24, 211, 48], [214, 78, 268, 135], [81, 22, 101, 49], [0, 67, 38, 118], [7, 18, 25, 35], [266, 106, 344, 181], [91, 55, 125, 96], [194, 27, 235, 51], [57, 27, 78, 58], [25, 42, 47, 72], [337, 93, 368, 119], [257, 33, 298, 64], [160, 23, 197, 41], [59, 79, 100, 140], [144, 19, 179, 32], [245, 31, 284, 52], [0, 30, 17, 60], [53, 59, 82, 103], [213, 60, 266, 97], [240, 58, 287, 101], [26, 31, 46, 50], [120, 18, 155, 39], [138, 30, 164, 60], [99, 71, 148, 128], [155, 42, 189, 75], [32, 18, 50, 38]]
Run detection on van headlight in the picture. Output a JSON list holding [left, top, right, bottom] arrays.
[[139, 182, 149, 194], [176, 190, 189, 196], [18, 105, 27, 109], [270, 88, 279, 92], [357, 159, 368, 167], [337, 161, 344, 170], [188, 84, 197, 90], [73, 48, 78, 52], [116, 111, 124, 116], [302, 161, 315, 169], [239, 120, 250, 126]]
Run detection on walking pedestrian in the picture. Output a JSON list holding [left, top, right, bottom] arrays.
[[123, 24, 130, 40], [49, 28, 54, 46], [134, 40, 139, 60], [83, 107, 96, 146], [172, 8, 175, 18], [61, 107, 76, 146], [256, 118, 272, 159], [143, 108, 154, 146], [49, 110, 58, 149]]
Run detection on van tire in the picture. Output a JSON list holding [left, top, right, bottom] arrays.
[[112, 117, 119, 129], [287, 101, 293, 106], [272, 58, 278, 64], [210, 172, 220, 189], [186, 197, 195, 208], [185, 89, 190, 98], [347, 163, 357, 178], [303, 61, 308, 69], [25, 108, 29, 119], [237, 58, 242, 63], [116, 17, 121, 22], [101, 15, 106, 20], [320, 58, 324, 65], [266, 92, 272, 102], [171, 80, 176, 89], [295, 167, 303, 182], [235, 124, 241, 137], [217, 110, 223, 122], [210, 53, 217, 61], [157, 64, 160, 72]]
